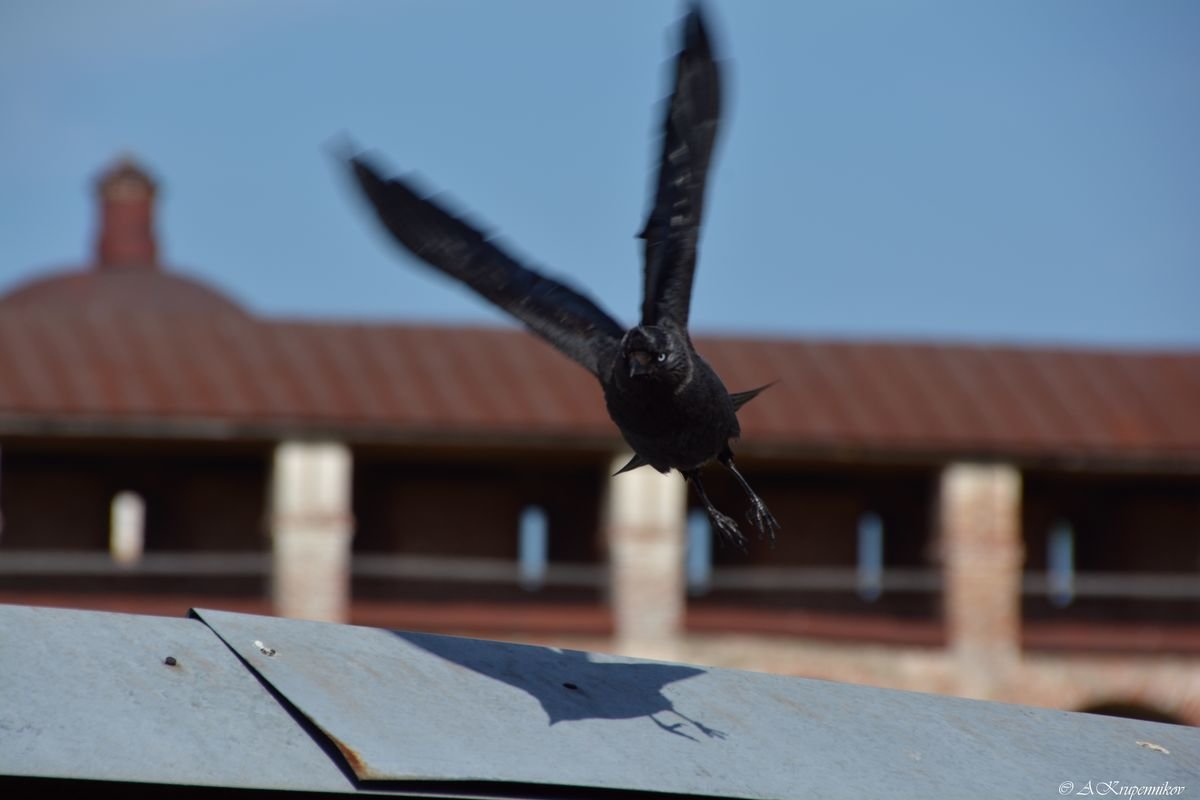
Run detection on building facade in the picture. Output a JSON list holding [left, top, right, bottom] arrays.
[[2, 158, 1198, 724]]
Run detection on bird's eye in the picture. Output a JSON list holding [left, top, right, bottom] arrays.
[[656, 352, 667, 363]]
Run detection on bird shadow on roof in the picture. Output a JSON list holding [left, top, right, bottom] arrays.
[[393, 631, 727, 742]]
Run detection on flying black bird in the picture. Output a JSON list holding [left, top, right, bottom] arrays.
[[345, 6, 779, 547]]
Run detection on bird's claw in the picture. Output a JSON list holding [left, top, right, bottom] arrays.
[[708, 508, 747, 551], [746, 498, 780, 545]]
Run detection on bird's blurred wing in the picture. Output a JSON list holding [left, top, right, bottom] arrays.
[[639, 6, 722, 330], [351, 156, 624, 378]]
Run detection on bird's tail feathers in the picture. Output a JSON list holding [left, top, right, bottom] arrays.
[[613, 453, 650, 476], [729, 381, 776, 411]]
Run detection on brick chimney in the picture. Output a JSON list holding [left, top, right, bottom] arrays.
[[94, 156, 159, 270]]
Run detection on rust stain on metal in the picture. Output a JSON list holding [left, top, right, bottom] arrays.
[[322, 727, 377, 780], [331, 736, 367, 776]]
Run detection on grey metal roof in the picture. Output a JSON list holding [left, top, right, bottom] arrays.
[[0, 604, 357, 794], [2, 603, 1199, 798]]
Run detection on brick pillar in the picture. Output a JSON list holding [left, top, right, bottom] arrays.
[[605, 454, 687, 659], [939, 462, 1023, 698], [270, 441, 354, 622]]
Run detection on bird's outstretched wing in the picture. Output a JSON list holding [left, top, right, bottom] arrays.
[[639, 6, 722, 330], [350, 156, 624, 378]]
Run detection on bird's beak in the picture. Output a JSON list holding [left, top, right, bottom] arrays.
[[628, 350, 652, 377]]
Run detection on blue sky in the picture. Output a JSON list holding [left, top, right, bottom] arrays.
[[1, 0, 1197, 348]]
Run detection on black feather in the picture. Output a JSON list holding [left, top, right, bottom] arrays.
[[342, 6, 778, 546], [351, 157, 623, 378], [639, 7, 722, 330]]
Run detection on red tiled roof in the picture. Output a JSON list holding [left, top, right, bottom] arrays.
[[0, 311, 611, 442], [715, 335, 1200, 463], [0, 306, 1197, 466], [0, 267, 249, 317], [8, 155, 1194, 466]]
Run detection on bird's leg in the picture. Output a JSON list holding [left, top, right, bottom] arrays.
[[718, 454, 780, 544], [648, 713, 699, 741], [685, 470, 746, 551]]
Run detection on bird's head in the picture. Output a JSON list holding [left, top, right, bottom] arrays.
[[621, 326, 688, 384]]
